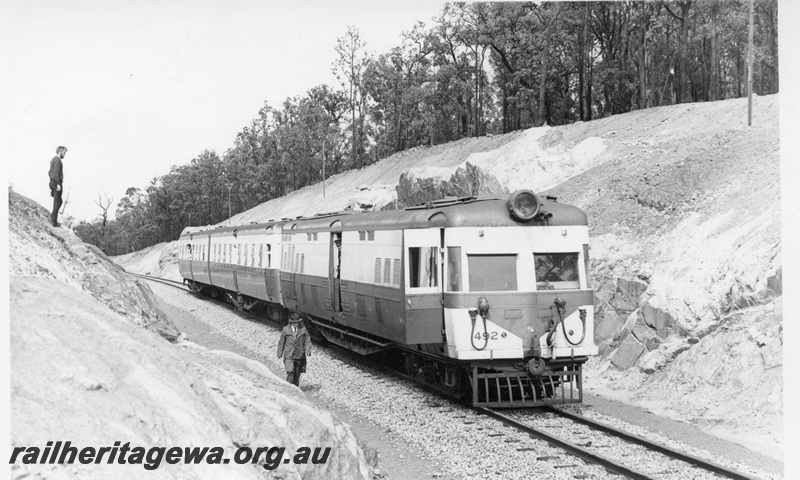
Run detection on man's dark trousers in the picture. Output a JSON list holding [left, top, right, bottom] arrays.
[[50, 181, 62, 225]]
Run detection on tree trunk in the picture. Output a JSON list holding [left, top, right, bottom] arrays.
[[502, 86, 509, 133], [586, 42, 593, 121], [710, 0, 720, 101], [638, 4, 649, 109], [538, 37, 550, 126], [737, 45, 743, 98], [578, 19, 585, 120], [583, 2, 591, 120], [538, 6, 561, 126], [665, 1, 692, 104]]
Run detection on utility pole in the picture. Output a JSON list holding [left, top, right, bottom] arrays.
[[322, 139, 327, 199], [227, 184, 232, 224], [747, 0, 754, 126]]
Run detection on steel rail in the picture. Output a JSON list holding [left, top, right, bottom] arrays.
[[130, 273, 187, 290], [547, 407, 760, 480], [474, 406, 656, 480], [136, 272, 762, 480]]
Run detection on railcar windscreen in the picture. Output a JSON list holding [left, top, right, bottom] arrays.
[[467, 254, 518, 292], [534, 252, 580, 290]]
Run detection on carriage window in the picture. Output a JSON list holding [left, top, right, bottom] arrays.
[[408, 247, 438, 288], [534, 252, 580, 290], [468, 254, 517, 291], [393, 259, 400, 285], [266, 244, 271, 268], [448, 247, 462, 292]]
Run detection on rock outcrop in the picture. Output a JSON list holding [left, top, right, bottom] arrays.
[[392, 161, 508, 209], [9, 191, 179, 342], [9, 190, 372, 479]]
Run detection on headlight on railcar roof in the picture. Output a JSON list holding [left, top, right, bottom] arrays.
[[507, 189, 541, 221]]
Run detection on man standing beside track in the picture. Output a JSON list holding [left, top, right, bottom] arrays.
[[277, 312, 311, 387], [48, 145, 67, 227]]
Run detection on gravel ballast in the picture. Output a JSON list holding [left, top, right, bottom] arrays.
[[148, 281, 781, 480]]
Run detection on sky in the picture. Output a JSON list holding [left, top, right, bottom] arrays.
[[1, 0, 446, 222]]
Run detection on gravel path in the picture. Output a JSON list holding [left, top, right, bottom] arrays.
[[149, 281, 782, 480]]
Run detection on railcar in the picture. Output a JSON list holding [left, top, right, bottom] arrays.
[[178, 190, 598, 407]]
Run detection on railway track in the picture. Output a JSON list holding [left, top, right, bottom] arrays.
[[134, 272, 764, 480], [479, 407, 760, 480], [130, 273, 187, 290]]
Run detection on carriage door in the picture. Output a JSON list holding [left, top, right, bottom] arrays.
[[205, 232, 213, 285], [403, 228, 445, 344], [187, 243, 194, 281], [232, 230, 240, 293], [329, 222, 343, 314]]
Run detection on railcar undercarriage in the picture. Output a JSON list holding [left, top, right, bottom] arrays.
[[187, 279, 585, 408], [310, 315, 586, 408]]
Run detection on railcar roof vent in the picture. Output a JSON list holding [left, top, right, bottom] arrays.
[[406, 195, 477, 210], [313, 210, 358, 218]]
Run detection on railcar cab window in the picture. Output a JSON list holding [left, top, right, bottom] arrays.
[[467, 254, 517, 291], [408, 247, 438, 288], [534, 252, 580, 290]]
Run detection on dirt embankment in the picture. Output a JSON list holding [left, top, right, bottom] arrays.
[[114, 241, 181, 281], [117, 95, 781, 456], [9, 190, 373, 479]]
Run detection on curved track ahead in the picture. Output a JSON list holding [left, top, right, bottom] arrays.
[[130, 273, 187, 290], [133, 273, 762, 480]]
